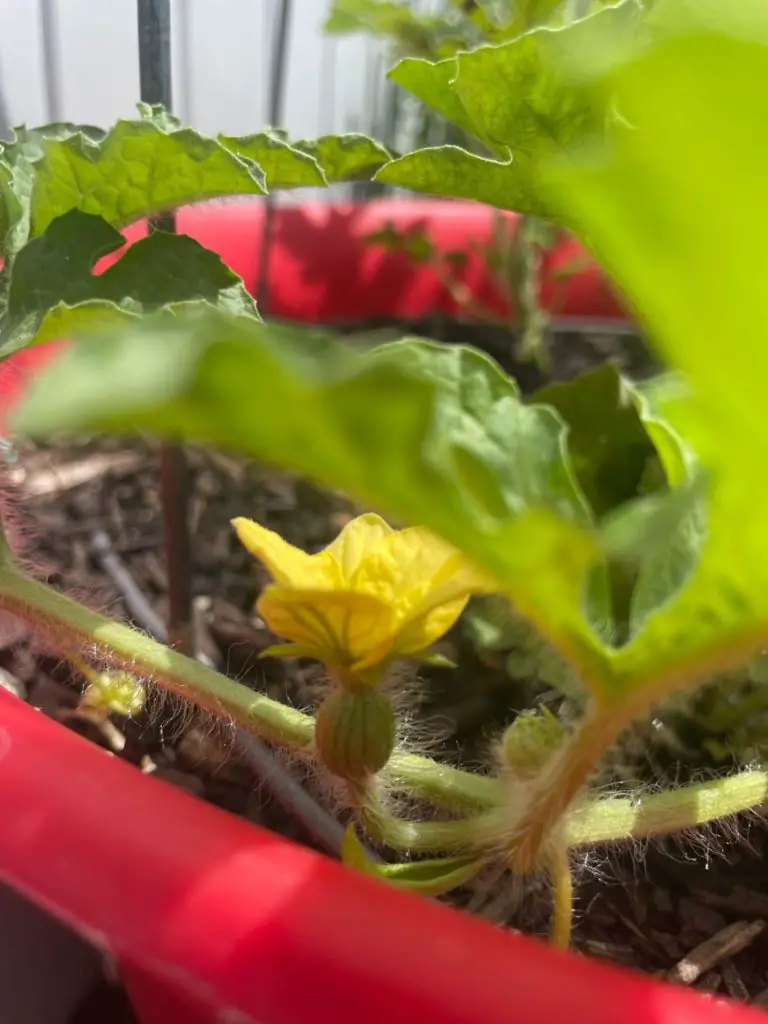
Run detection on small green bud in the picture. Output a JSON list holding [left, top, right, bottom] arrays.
[[81, 672, 145, 718], [502, 707, 564, 776], [314, 689, 396, 779]]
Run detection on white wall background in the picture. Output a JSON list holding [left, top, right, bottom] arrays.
[[0, 0, 378, 140]]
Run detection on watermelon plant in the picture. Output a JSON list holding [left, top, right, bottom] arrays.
[[1, 0, 768, 951]]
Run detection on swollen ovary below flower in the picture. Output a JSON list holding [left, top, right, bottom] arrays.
[[232, 512, 494, 681]]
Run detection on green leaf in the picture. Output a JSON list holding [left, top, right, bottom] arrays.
[[376, 2, 641, 215], [408, 650, 458, 670], [388, 57, 477, 139], [376, 146, 545, 215], [540, 0, 768, 690], [13, 316, 617, 693], [529, 365, 709, 641], [530, 365, 655, 520], [258, 643, 319, 660], [0, 209, 254, 358], [324, 0, 454, 58], [1, 110, 388, 256], [292, 134, 392, 182], [621, 375, 707, 635], [341, 825, 483, 896], [218, 131, 326, 189], [24, 119, 266, 242]]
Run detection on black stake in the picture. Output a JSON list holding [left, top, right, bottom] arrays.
[[136, 0, 193, 654], [39, 0, 63, 123], [256, 0, 293, 315]]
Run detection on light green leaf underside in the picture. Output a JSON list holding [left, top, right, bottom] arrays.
[[541, 0, 768, 689]]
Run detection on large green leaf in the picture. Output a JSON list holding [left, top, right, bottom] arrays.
[[22, 120, 265, 242], [541, 0, 768, 689], [13, 317, 616, 688], [0, 209, 254, 358], [0, 110, 389, 256], [375, 1, 641, 215]]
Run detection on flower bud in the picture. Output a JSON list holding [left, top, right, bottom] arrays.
[[501, 708, 564, 776], [314, 689, 396, 779], [81, 671, 145, 718]]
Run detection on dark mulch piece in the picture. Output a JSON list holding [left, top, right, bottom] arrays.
[[5, 323, 768, 1012]]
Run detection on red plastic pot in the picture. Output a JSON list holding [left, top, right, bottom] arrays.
[[0, 201, 757, 1024]]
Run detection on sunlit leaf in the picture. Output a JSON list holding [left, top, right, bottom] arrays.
[[387, 57, 477, 139], [292, 134, 392, 182], [0, 209, 254, 358], [24, 118, 265, 242], [375, 1, 641, 215], [218, 131, 326, 189], [543, 0, 768, 690], [0, 111, 389, 256]]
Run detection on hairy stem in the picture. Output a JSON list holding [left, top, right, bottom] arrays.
[[0, 561, 493, 810], [0, 564, 315, 747], [349, 777, 485, 854], [548, 844, 573, 949], [564, 767, 768, 848], [1, 560, 766, 853], [509, 701, 628, 873]]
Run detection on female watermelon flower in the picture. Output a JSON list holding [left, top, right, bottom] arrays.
[[232, 513, 493, 686]]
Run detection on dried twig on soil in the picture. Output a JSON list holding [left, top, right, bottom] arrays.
[[721, 960, 751, 1002], [668, 920, 765, 985]]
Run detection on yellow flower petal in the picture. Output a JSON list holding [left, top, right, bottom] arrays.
[[394, 595, 469, 655], [324, 513, 394, 580], [235, 512, 498, 677], [232, 517, 340, 587], [352, 527, 495, 610], [257, 585, 397, 669]]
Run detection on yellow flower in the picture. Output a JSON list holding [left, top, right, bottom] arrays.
[[232, 513, 494, 682]]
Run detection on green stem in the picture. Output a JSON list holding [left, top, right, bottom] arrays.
[[510, 701, 627, 873], [0, 562, 492, 810], [349, 778, 485, 854], [0, 565, 314, 748], [564, 767, 768, 848], [548, 844, 573, 949], [385, 751, 498, 814]]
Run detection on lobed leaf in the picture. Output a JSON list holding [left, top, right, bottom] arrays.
[[218, 131, 326, 189], [375, 1, 641, 216], [0, 209, 254, 358], [540, 0, 768, 691], [0, 110, 389, 258], [291, 134, 392, 183], [24, 120, 265, 242]]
